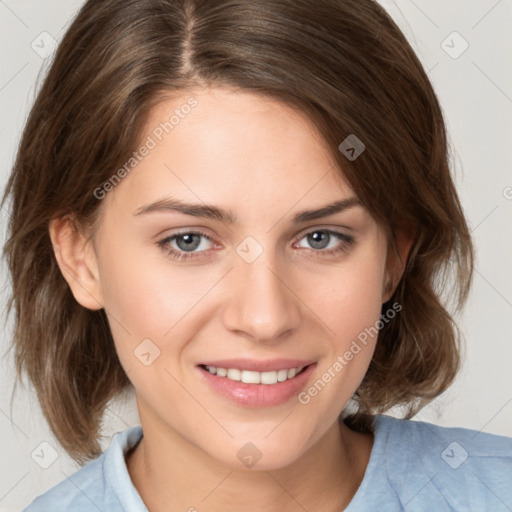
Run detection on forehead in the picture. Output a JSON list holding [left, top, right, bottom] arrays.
[[107, 86, 355, 214]]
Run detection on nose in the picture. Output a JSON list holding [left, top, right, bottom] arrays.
[[221, 249, 302, 343]]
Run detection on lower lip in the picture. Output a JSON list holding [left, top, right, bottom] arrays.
[[197, 364, 317, 408]]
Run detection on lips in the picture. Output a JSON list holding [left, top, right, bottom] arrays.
[[196, 359, 317, 407]]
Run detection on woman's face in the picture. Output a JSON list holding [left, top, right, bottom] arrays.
[[91, 86, 392, 469]]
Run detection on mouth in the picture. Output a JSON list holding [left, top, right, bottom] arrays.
[[196, 359, 317, 408], [199, 364, 309, 385]]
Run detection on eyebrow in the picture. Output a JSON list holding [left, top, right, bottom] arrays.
[[134, 196, 362, 224]]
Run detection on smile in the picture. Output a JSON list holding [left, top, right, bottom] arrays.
[[202, 365, 307, 385]]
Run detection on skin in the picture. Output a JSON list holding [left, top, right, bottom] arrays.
[[50, 86, 408, 511]]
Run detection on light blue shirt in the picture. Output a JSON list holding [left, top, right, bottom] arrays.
[[24, 415, 512, 511]]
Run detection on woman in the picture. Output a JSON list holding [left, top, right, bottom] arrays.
[[4, 0, 511, 510]]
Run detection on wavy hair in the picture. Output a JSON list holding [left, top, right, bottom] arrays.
[[3, 0, 473, 462]]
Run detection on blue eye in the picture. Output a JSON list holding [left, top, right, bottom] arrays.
[[158, 231, 214, 261], [294, 229, 355, 255], [158, 228, 355, 262], [172, 233, 204, 252]]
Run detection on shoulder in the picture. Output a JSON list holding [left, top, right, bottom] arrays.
[[24, 426, 146, 512], [371, 415, 512, 510]]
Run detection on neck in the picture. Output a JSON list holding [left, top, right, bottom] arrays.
[[126, 402, 373, 512]]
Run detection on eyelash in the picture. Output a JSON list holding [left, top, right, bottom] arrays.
[[158, 228, 355, 263]]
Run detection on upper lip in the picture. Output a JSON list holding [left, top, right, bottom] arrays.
[[198, 358, 316, 372]]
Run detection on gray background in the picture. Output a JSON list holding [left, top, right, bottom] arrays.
[[1, 1, 511, 510]]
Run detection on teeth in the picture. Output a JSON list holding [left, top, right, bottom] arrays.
[[277, 369, 288, 382], [204, 365, 305, 384], [242, 370, 260, 384], [227, 368, 241, 381]]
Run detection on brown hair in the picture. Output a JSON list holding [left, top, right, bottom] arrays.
[[3, 0, 473, 463]]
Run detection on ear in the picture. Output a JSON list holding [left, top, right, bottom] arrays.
[[382, 227, 414, 303], [49, 215, 104, 310]]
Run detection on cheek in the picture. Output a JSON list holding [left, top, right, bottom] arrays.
[[305, 243, 387, 389], [311, 250, 387, 347], [295, 252, 387, 414], [94, 229, 226, 368]]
